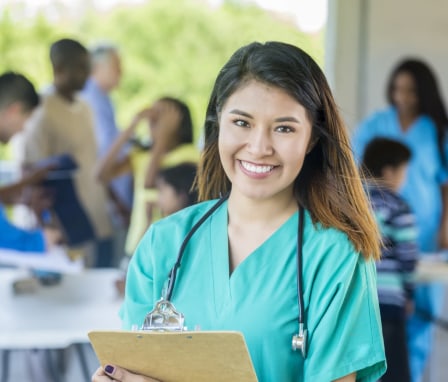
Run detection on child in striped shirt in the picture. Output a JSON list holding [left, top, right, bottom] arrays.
[[361, 137, 418, 382]]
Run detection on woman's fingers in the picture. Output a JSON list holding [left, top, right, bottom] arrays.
[[91, 366, 111, 381], [101, 364, 161, 382]]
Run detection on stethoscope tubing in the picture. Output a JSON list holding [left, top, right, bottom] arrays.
[[163, 195, 306, 353], [165, 195, 229, 301]]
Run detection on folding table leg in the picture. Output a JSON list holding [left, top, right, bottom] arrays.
[[74, 343, 91, 382], [1, 350, 10, 382]]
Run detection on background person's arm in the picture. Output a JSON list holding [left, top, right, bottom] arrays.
[[0, 166, 52, 204], [95, 112, 146, 183], [438, 183, 448, 248], [143, 103, 181, 189]]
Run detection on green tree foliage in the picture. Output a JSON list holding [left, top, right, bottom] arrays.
[[0, 0, 324, 144]]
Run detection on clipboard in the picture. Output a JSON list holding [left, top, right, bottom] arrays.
[[88, 330, 258, 382]]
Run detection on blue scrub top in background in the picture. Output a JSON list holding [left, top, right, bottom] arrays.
[[0, 204, 45, 252], [352, 106, 448, 252], [353, 107, 447, 382]]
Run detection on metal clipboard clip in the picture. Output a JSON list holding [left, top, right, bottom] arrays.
[[141, 298, 185, 331]]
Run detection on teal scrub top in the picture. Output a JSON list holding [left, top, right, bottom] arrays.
[[121, 200, 386, 382]]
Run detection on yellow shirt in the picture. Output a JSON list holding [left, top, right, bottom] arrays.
[[125, 143, 199, 255]]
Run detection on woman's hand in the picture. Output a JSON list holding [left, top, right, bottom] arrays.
[[126, 107, 153, 137], [92, 365, 161, 382]]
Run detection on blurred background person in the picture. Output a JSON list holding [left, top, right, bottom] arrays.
[[81, 42, 133, 267], [81, 42, 133, 227], [352, 58, 448, 382], [96, 96, 199, 258], [155, 162, 198, 217], [361, 137, 418, 382], [18, 38, 113, 266], [115, 161, 198, 295], [0, 71, 61, 252]]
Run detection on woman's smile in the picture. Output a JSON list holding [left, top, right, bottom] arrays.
[[239, 160, 276, 177]]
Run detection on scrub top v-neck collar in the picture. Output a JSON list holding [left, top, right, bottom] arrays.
[[392, 107, 423, 136], [208, 200, 298, 316]]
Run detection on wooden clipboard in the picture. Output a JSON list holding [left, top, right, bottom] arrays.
[[88, 330, 258, 382]]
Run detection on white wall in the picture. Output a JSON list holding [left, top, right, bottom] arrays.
[[326, 0, 448, 131]]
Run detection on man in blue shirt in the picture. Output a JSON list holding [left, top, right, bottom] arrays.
[[81, 43, 133, 223], [0, 72, 60, 252], [81, 43, 133, 267]]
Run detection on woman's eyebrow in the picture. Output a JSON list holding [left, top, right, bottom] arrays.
[[229, 110, 301, 124], [275, 116, 301, 123], [229, 109, 254, 119]]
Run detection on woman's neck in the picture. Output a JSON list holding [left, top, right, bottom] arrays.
[[398, 111, 418, 132], [226, 191, 298, 274], [227, 192, 297, 227]]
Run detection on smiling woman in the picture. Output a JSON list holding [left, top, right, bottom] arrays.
[[92, 41, 386, 382], [218, 81, 313, 203]]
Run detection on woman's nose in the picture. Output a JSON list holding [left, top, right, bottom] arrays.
[[246, 127, 274, 156]]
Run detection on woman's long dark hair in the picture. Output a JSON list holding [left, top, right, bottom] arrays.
[[159, 96, 194, 144], [386, 59, 448, 167], [196, 41, 381, 260]]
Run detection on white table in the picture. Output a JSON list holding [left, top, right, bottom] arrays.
[[1, 261, 446, 381], [414, 258, 448, 382], [0, 268, 123, 381], [415, 257, 448, 284]]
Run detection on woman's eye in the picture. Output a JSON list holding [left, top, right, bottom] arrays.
[[275, 125, 294, 133], [233, 119, 249, 127]]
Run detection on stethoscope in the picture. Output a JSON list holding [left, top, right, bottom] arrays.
[[141, 195, 308, 358]]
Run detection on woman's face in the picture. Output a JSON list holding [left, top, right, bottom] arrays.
[[148, 100, 168, 128], [147, 100, 182, 143], [391, 71, 419, 117], [218, 80, 313, 203]]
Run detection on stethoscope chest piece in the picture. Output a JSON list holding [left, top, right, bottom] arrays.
[[292, 323, 308, 358], [141, 299, 185, 331]]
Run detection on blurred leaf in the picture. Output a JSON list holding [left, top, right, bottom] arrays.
[[0, 0, 324, 155]]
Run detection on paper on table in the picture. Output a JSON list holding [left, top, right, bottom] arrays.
[[0, 246, 83, 273]]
